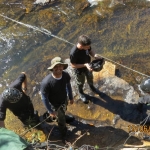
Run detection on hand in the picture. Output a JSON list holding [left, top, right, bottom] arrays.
[[84, 63, 92, 71], [50, 111, 57, 118], [69, 99, 74, 105], [22, 88, 27, 94]]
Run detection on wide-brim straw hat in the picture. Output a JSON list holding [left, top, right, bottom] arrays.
[[47, 57, 68, 70]]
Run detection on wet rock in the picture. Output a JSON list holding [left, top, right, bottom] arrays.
[[5, 58, 150, 148], [66, 58, 139, 103], [33, 0, 50, 5], [65, 58, 146, 129], [112, 114, 120, 126]]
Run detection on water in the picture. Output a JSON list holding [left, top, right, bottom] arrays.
[[0, 1, 149, 97], [0, 14, 74, 46], [0, 0, 149, 88], [0, 1, 150, 81], [1, 1, 150, 145]]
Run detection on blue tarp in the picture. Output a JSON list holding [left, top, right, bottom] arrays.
[[0, 128, 29, 150]]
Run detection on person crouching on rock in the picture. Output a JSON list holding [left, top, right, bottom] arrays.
[[0, 72, 40, 129], [40, 56, 74, 144], [137, 78, 150, 125]]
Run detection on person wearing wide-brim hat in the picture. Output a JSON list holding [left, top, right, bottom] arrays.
[[47, 57, 68, 71], [40, 56, 74, 143]]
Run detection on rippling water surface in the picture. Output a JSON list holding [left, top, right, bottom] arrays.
[[1, 1, 150, 143], [0, 0, 150, 90]]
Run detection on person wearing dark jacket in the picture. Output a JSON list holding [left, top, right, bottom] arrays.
[[0, 72, 39, 128], [40, 56, 74, 143], [138, 78, 150, 110], [70, 35, 104, 103]]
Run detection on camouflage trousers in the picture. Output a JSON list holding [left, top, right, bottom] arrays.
[[53, 103, 67, 137], [74, 70, 93, 93]]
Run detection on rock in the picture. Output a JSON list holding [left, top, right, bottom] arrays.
[[33, 0, 50, 5], [88, 0, 103, 7], [65, 58, 147, 128], [65, 58, 139, 105]]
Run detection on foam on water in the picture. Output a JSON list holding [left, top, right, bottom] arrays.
[[109, 0, 125, 8], [0, 32, 15, 55], [33, 0, 51, 5], [88, 0, 126, 7], [88, 0, 103, 7], [0, 14, 74, 46]]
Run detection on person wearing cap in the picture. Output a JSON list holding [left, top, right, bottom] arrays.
[[0, 72, 39, 128], [40, 56, 74, 143], [70, 35, 104, 104]]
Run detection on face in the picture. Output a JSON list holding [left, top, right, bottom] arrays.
[[52, 64, 64, 76], [77, 43, 91, 50]]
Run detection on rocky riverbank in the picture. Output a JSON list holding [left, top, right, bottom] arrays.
[[4, 60, 150, 149]]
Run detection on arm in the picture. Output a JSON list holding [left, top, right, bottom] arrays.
[[71, 63, 92, 71], [0, 96, 6, 128], [89, 50, 103, 59], [41, 93, 53, 113], [66, 82, 74, 104], [21, 72, 27, 93], [0, 121, 5, 128], [89, 49, 95, 57], [41, 94, 57, 118], [40, 80, 57, 118], [70, 63, 86, 69]]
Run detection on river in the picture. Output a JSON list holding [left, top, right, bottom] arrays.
[[0, 0, 150, 91], [1, 0, 150, 147]]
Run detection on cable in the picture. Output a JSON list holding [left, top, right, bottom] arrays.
[[1, 13, 150, 150], [0, 14, 150, 79], [97, 54, 150, 78]]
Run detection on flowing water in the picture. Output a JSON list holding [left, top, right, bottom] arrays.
[[0, 0, 150, 87], [1, 0, 150, 143]]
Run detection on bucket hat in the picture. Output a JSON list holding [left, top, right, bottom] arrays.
[[47, 57, 68, 70]]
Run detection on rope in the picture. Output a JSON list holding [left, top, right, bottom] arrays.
[[1, 13, 150, 150], [0, 14, 74, 46], [20, 115, 51, 137], [97, 54, 150, 78], [123, 114, 150, 146], [0, 14, 150, 78]]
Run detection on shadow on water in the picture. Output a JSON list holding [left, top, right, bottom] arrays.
[[87, 93, 149, 125]]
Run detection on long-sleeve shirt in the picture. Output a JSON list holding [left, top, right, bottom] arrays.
[[40, 71, 73, 113]]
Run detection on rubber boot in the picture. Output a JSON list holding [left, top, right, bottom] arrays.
[[78, 87, 89, 104], [89, 85, 104, 97]]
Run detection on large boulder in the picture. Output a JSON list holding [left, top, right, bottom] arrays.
[[65, 59, 144, 125]]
